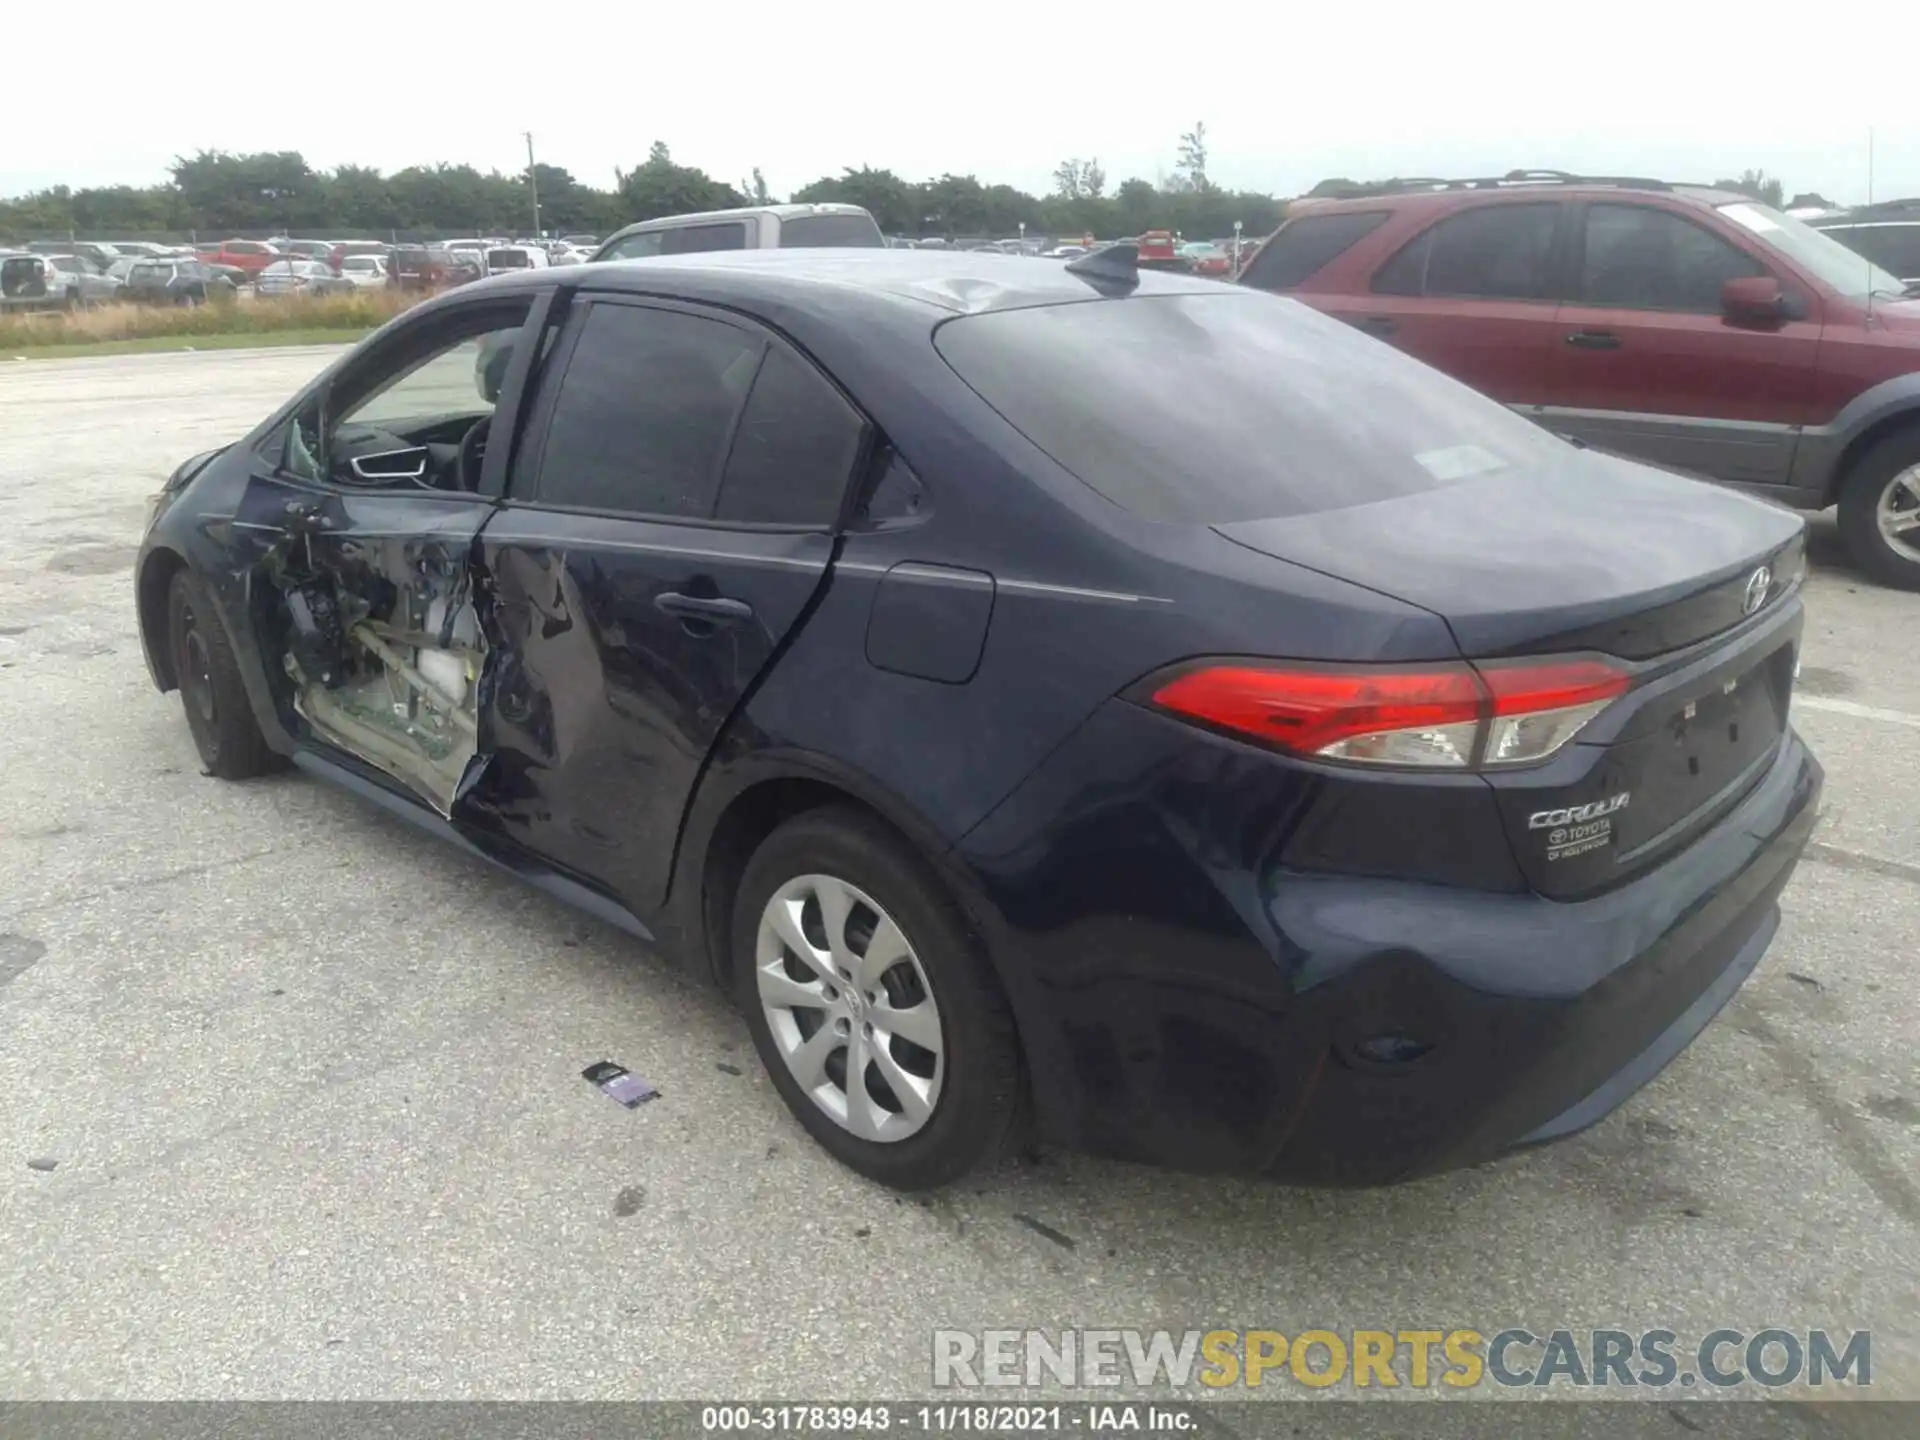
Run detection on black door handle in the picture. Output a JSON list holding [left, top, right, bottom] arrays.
[[1566, 329, 1621, 349], [1353, 315, 1397, 335], [655, 591, 753, 623]]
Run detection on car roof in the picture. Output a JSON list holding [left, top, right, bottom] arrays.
[[1289, 179, 1749, 216], [599, 203, 873, 243], [513, 248, 1225, 316]]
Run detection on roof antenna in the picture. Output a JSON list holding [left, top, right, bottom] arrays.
[[1065, 242, 1140, 294]]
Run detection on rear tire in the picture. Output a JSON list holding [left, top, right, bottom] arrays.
[[734, 806, 1022, 1190], [1837, 427, 1920, 591], [166, 570, 277, 779]]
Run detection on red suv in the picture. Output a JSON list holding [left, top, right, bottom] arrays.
[[198, 239, 282, 275], [1240, 172, 1920, 587]]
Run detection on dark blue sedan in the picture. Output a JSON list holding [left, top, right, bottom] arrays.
[[134, 249, 1823, 1189]]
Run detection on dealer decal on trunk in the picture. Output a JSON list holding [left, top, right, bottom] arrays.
[[1529, 792, 1631, 862]]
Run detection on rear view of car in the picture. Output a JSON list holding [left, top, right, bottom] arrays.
[[256, 259, 344, 296], [135, 253, 1821, 1191], [386, 247, 453, 290]]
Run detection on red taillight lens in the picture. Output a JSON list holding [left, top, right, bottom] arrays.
[[1146, 657, 1631, 770]]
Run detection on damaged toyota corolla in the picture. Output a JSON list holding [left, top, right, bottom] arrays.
[[135, 248, 1823, 1190]]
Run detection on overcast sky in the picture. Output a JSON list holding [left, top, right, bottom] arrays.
[[4, 1, 1911, 205]]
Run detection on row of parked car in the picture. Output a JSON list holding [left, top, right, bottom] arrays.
[[0, 233, 608, 311]]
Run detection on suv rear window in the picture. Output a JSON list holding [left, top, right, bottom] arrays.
[[778, 213, 885, 248], [1239, 211, 1389, 291], [1373, 202, 1559, 300], [935, 293, 1567, 524]]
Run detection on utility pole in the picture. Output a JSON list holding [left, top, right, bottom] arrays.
[[524, 131, 541, 239]]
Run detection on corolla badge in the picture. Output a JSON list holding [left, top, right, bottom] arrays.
[[1742, 565, 1773, 616], [1528, 793, 1631, 830]]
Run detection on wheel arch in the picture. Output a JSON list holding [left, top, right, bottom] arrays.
[[1832, 406, 1920, 502], [673, 755, 1006, 1004], [137, 546, 190, 692]]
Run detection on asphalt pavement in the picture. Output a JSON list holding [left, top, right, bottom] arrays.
[[0, 348, 1915, 1410]]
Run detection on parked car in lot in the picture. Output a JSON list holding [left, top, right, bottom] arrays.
[[338, 254, 388, 289], [592, 203, 883, 260], [136, 249, 1820, 1189], [1, 252, 73, 309], [256, 258, 354, 296], [122, 258, 238, 306], [484, 244, 550, 277], [327, 240, 391, 274], [1810, 200, 1920, 287], [199, 239, 282, 275], [386, 246, 481, 290], [1241, 171, 1920, 587], [44, 254, 123, 305], [1179, 240, 1232, 276]]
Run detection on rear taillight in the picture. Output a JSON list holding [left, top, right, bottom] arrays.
[[1146, 656, 1631, 770]]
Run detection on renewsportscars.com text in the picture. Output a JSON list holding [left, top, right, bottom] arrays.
[[932, 1328, 1871, 1390]]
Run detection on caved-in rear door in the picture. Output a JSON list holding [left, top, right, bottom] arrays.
[[465, 294, 868, 913]]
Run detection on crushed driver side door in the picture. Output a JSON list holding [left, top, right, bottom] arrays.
[[231, 288, 556, 817]]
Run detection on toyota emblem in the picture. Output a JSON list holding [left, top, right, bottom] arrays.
[[1742, 566, 1772, 616]]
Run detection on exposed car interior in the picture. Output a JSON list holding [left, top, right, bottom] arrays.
[[257, 315, 528, 814]]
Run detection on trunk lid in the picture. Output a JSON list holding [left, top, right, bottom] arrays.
[[1212, 449, 1803, 658], [1216, 450, 1807, 898]]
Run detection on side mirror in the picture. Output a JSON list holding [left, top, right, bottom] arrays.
[[1721, 275, 1788, 325]]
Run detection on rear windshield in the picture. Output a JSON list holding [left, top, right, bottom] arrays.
[[778, 213, 884, 248], [130, 263, 171, 282], [1240, 210, 1391, 291], [488, 249, 532, 267], [934, 292, 1569, 524], [2, 256, 45, 295]]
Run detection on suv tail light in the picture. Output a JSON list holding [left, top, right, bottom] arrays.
[[1144, 657, 1631, 770]]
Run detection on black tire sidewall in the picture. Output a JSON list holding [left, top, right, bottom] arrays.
[[166, 570, 271, 777], [733, 808, 1021, 1190], [1837, 429, 1920, 591]]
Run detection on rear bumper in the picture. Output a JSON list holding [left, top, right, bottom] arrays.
[[955, 706, 1822, 1184], [1259, 733, 1817, 1183]]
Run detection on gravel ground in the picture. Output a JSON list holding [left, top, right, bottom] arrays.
[[0, 348, 1914, 1417]]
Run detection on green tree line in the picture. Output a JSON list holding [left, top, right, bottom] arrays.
[[1, 132, 1285, 242]]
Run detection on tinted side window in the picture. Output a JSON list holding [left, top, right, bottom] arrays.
[[1373, 203, 1559, 300], [662, 223, 751, 255], [1578, 205, 1763, 311], [600, 232, 664, 260], [715, 347, 867, 525], [535, 304, 762, 518], [1240, 211, 1390, 291], [778, 213, 884, 248]]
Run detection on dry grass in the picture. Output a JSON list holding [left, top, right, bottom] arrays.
[[0, 288, 425, 350]]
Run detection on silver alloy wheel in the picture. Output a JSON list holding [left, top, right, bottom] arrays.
[[1877, 464, 1920, 564], [755, 873, 945, 1142]]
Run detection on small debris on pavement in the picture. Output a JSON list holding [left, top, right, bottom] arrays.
[[583, 1061, 659, 1109], [26, 1157, 57, 1172], [1013, 1213, 1076, 1250], [1786, 972, 1824, 991], [613, 1185, 646, 1217], [715, 1062, 742, 1076]]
